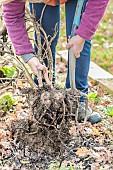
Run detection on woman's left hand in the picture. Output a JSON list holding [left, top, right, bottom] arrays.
[[66, 35, 85, 58]]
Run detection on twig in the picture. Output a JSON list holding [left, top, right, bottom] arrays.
[[75, 97, 79, 123], [0, 24, 7, 37], [49, 23, 58, 45], [25, 6, 56, 84], [84, 97, 88, 123], [0, 50, 13, 55], [39, 26, 53, 82], [14, 56, 37, 89], [58, 100, 66, 126], [0, 86, 14, 96], [32, 4, 43, 87], [39, 4, 46, 25]]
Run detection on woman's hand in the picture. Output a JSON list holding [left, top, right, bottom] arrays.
[[66, 35, 85, 58], [27, 57, 47, 75], [27, 57, 52, 87]]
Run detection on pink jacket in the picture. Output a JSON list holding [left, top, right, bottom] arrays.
[[3, 0, 109, 56]]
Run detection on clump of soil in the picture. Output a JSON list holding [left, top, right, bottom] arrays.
[[5, 85, 113, 170], [0, 83, 113, 170], [9, 118, 70, 169], [0, 85, 85, 169]]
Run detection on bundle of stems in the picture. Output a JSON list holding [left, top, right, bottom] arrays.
[[0, 5, 58, 89]]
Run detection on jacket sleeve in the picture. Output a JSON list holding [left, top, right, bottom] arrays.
[[3, 0, 34, 55], [76, 0, 109, 40]]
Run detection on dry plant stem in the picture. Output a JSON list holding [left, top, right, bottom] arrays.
[[31, 5, 43, 87], [84, 98, 88, 123], [0, 50, 13, 55], [32, 5, 42, 58], [39, 4, 54, 82], [0, 78, 27, 81], [26, 6, 52, 86], [0, 25, 7, 56], [59, 101, 66, 126], [0, 24, 7, 37], [49, 23, 58, 45], [39, 5, 46, 24], [14, 56, 37, 89], [0, 40, 13, 54], [40, 24, 58, 63], [29, 38, 48, 60], [26, 25, 33, 32], [39, 26, 53, 82], [35, 20, 52, 86], [0, 86, 14, 96], [26, 6, 54, 84], [75, 98, 79, 123], [43, 70, 52, 86]]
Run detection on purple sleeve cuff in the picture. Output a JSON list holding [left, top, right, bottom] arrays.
[[76, 23, 94, 40]]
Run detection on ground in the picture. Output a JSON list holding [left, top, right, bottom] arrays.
[[0, 71, 113, 170], [0, 2, 113, 170]]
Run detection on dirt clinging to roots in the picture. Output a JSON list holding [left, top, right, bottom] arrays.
[[1, 86, 113, 169], [5, 85, 84, 169]]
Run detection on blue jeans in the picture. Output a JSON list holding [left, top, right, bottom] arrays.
[[30, 0, 91, 102]]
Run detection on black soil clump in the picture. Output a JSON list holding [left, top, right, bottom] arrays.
[[1, 85, 84, 169], [1, 86, 112, 170]]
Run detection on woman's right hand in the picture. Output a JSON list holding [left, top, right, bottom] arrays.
[[27, 57, 47, 76]]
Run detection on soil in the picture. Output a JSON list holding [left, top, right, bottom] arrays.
[[0, 85, 113, 170], [0, 85, 87, 169]]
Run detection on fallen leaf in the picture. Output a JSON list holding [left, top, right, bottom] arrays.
[[76, 147, 92, 157], [0, 129, 12, 142], [92, 127, 101, 136], [0, 121, 7, 129], [69, 125, 77, 136], [17, 80, 23, 88], [16, 103, 22, 111], [4, 113, 18, 125]]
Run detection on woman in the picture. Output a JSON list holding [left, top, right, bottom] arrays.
[[2, 0, 109, 123]]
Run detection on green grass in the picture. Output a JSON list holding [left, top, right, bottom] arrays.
[[91, 1, 113, 74]]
